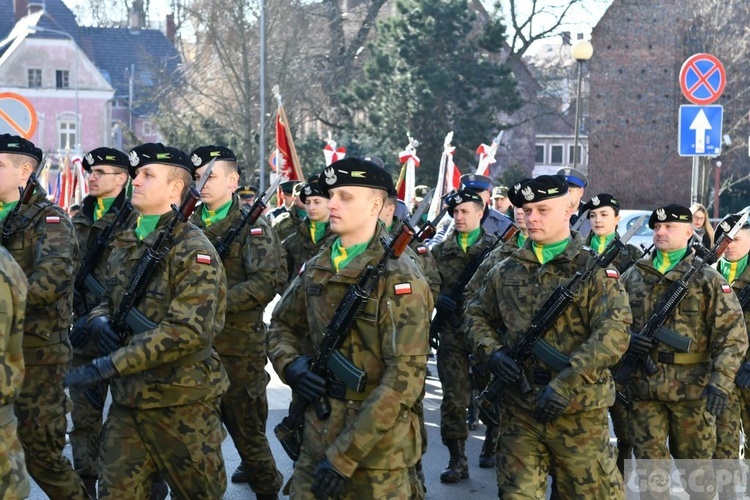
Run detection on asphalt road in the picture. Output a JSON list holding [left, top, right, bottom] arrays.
[[29, 357, 501, 499]]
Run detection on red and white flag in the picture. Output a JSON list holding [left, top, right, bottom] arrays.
[[398, 138, 420, 207], [323, 135, 346, 166]]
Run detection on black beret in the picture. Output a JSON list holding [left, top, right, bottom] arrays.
[[82, 147, 129, 172], [362, 155, 385, 168], [280, 180, 298, 194], [318, 157, 394, 196], [460, 174, 492, 192], [189, 145, 237, 171], [714, 213, 750, 241], [445, 189, 485, 217], [507, 178, 532, 207], [648, 204, 693, 229], [127, 143, 191, 178], [0, 134, 42, 164], [236, 185, 258, 199], [583, 193, 621, 215], [300, 175, 328, 203], [557, 167, 589, 188], [508, 175, 568, 207]]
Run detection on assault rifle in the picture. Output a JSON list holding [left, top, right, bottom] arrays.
[[1, 155, 46, 246], [74, 200, 134, 316], [110, 159, 214, 338], [429, 222, 519, 350], [415, 207, 447, 243], [214, 177, 280, 259], [475, 237, 623, 426], [613, 211, 749, 406], [275, 219, 415, 461]]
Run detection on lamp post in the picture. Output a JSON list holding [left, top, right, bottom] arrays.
[[714, 160, 721, 219], [27, 26, 79, 152], [571, 39, 593, 171]]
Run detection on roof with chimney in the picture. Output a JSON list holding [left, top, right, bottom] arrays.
[[0, 0, 180, 116]]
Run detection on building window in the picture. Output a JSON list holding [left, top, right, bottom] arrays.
[[28, 69, 42, 88], [56, 70, 70, 89], [142, 121, 154, 136], [568, 144, 583, 164], [58, 117, 77, 149], [535, 145, 545, 164], [550, 145, 564, 164]]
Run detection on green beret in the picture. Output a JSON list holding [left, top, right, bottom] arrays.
[[319, 157, 394, 196], [83, 147, 129, 172], [508, 175, 568, 207], [445, 189, 484, 217], [583, 193, 621, 215], [648, 204, 693, 229], [128, 143, 191, 178], [0, 134, 42, 163]]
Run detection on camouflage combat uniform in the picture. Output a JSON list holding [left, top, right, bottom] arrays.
[[90, 212, 230, 499], [0, 246, 30, 499], [282, 217, 334, 285], [714, 263, 750, 460], [268, 223, 432, 499], [621, 253, 747, 463], [190, 195, 286, 497], [69, 188, 130, 487], [272, 206, 304, 242], [432, 229, 498, 444], [465, 233, 631, 498], [2, 189, 88, 499]]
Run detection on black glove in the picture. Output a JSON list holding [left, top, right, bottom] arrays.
[[284, 356, 326, 403], [89, 316, 120, 354], [488, 350, 522, 385], [64, 356, 118, 389], [736, 362, 750, 389], [436, 294, 458, 316], [69, 316, 90, 350], [311, 457, 348, 499], [534, 385, 570, 424], [627, 332, 653, 356], [703, 385, 728, 417]]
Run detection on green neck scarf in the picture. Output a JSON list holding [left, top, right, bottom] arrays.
[[201, 199, 232, 227], [719, 254, 749, 284], [309, 220, 328, 244], [531, 238, 569, 264], [387, 222, 394, 233], [653, 248, 688, 274], [517, 232, 527, 248], [456, 226, 482, 253], [94, 197, 115, 222], [135, 214, 161, 241], [0, 200, 19, 221], [331, 238, 371, 272], [591, 232, 616, 255]]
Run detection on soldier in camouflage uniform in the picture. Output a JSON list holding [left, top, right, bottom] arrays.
[[581, 193, 643, 474], [0, 135, 88, 499], [282, 177, 334, 284], [188, 145, 285, 498], [431, 189, 499, 484], [68, 147, 132, 496], [272, 181, 305, 241], [0, 245, 30, 499], [267, 157, 432, 499], [65, 143, 230, 499], [464, 175, 631, 498], [620, 205, 747, 499]]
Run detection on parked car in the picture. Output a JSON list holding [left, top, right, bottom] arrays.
[[617, 210, 653, 253]]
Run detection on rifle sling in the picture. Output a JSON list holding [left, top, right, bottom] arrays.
[[2, 200, 50, 245]]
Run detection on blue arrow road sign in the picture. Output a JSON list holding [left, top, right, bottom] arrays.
[[678, 105, 723, 156]]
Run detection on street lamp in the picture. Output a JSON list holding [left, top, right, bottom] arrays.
[[571, 39, 593, 171], [27, 26, 79, 152], [714, 160, 721, 219]]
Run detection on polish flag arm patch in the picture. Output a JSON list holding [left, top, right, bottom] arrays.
[[394, 282, 412, 295], [45, 215, 61, 224], [417, 246, 428, 255], [721, 283, 732, 293], [196, 253, 212, 265], [250, 227, 263, 236], [605, 269, 619, 279]]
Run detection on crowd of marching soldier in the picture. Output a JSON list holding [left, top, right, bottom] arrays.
[[2, 132, 750, 500]]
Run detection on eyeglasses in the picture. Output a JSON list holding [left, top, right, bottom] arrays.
[[88, 171, 123, 179]]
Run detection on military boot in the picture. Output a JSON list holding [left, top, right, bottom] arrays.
[[440, 439, 469, 483], [478, 425, 496, 468]]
